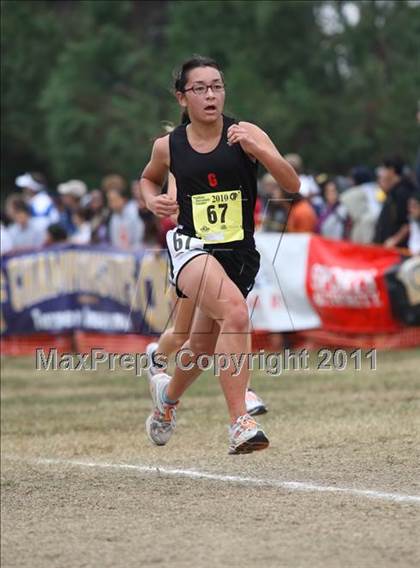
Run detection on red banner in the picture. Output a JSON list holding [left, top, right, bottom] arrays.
[[306, 236, 402, 333]]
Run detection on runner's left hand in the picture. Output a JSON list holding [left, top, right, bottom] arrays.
[[227, 124, 258, 155]]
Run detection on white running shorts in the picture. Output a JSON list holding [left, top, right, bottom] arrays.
[[166, 228, 209, 297]]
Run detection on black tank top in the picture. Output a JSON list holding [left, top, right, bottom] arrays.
[[169, 115, 258, 249]]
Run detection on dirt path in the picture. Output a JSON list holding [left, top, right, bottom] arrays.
[[2, 351, 420, 567]]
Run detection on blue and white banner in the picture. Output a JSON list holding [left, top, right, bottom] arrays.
[[1, 244, 172, 335]]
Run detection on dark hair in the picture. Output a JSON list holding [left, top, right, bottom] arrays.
[[383, 156, 405, 177], [319, 178, 337, 199], [351, 166, 373, 186], [47, 223, 68, 242], [30, 172, 47, 188], [73, 206, 92, 222], [173, 55, 223, 124]]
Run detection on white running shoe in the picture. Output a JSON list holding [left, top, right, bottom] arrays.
[[146, 342, 165, 382], [246, 388, 268, 416], [145, 372, 177, 446], [228, 414, 269, 455]]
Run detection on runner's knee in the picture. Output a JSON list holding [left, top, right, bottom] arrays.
[[222, 299, 249, 333]]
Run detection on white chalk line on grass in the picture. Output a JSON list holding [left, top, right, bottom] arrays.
[[7, 456, 420, 505]]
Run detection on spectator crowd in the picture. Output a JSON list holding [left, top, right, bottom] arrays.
[[1, 172, 167, 255], [258, 154, 419, 255], [1, 154, 420, 256]]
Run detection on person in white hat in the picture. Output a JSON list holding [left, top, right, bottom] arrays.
[[57, 179, 88, 235], [15, 172, 59, 231]]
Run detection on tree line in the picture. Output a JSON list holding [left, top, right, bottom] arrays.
[[2, 0, 419, 192]]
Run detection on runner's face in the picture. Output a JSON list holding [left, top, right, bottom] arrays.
[[179, 66, 225, 123]]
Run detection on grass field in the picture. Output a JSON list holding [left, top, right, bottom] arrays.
[[1, 349, 420, 568]]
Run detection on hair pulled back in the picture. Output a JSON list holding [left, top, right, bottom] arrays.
[[173, 55, 223, 125]]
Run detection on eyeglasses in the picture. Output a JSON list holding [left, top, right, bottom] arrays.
[[183, 83, 225, 96]]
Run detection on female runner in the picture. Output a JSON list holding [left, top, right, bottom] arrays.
[[146, 176, 268, 417], [140, 56, 299, 454]]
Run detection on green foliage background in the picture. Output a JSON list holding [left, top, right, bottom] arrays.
[[2, 0, 419, 191]]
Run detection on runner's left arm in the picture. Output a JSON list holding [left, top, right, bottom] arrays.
[[227, 122, 300, 193]]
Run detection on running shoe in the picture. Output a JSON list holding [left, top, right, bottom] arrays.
[[146, 341, 165, 381], [145, 372, 177, 446], [228, 414, 269, 455], [246, 388, 268, 416]]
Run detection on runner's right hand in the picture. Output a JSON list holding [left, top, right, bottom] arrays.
[[148, 194, 179, 218]]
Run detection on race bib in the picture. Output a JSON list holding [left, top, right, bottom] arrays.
[[166, 228, 204, 257], [191, 190, 244, 244]]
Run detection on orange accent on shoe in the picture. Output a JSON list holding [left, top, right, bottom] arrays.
[[163, 403, 178, 422]]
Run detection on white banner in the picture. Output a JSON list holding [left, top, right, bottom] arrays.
[[248, 233, 321, 332]]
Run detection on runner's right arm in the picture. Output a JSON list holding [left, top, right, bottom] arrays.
[[140, 136, 179, 218]]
